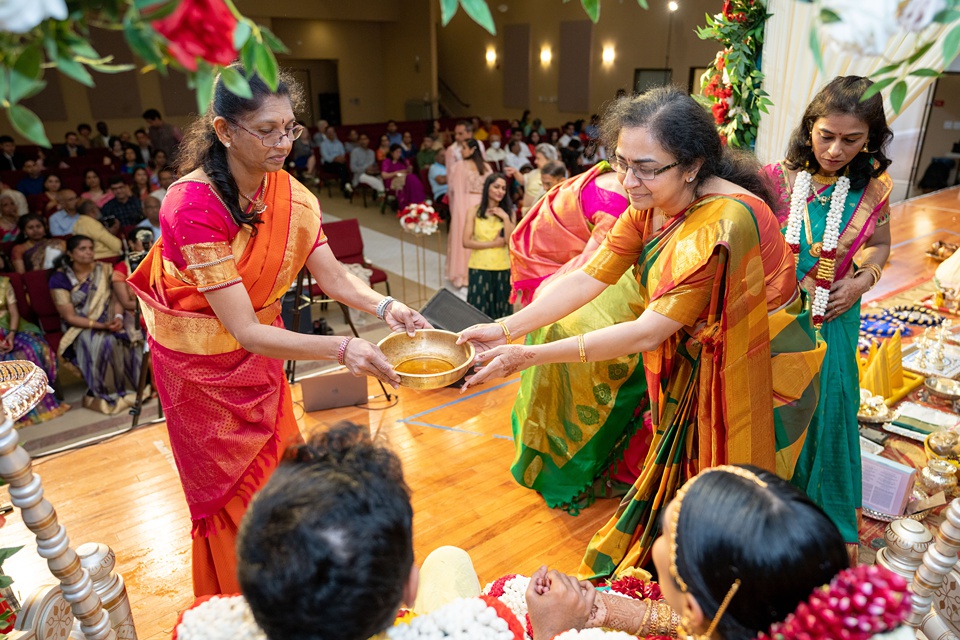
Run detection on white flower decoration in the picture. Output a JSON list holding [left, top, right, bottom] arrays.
[[0, 0, 67, 33], [819, 0, 898, 56], [897, 0, 947, 32]]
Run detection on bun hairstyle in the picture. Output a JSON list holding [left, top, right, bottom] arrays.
[[600, 85, 776, 208], [672, 466, 848, 640], [784, 75, 893, 191], [177, 63, 304, 235]]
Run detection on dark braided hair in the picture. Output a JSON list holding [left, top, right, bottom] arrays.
[[600, 85, 776, 208], [784, 75, 893, 191], [177, 63, 304, 234]]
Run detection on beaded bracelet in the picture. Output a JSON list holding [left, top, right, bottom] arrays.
[[376, 296, 396, 321], [337, 337, 352, 365]]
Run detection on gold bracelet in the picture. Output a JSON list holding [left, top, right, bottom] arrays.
[[497, 320, 512, 344], [577, 334, 587, 363], [636, 599, 655, 637], [856, 262, 882, 289], [88, 318, 94, 329]]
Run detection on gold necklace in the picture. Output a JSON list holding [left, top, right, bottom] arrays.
[[812, 172, 839, 185], [239, 175, 268, 215]]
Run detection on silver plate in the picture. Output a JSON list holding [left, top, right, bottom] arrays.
[[858, 409, 899, 425], [926, 377, 960, 401], [863, 488, 931, 523], [902, 342, 960, 379]]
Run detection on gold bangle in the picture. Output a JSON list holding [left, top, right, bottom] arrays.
[[577, 334, 587, 363], [88, 318, 94, 329], [497, 320, 511, 344], [636, 599, 655, 636]]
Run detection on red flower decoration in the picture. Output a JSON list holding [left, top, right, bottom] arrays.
[[711, 101, 729, 125], [609, 576, 664, 602], [152, 0, 238, 72], [479, 595, 527, 640]]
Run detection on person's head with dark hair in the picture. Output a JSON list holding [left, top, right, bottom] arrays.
[[454, 119, 473, 144], [127, 226, 154, 253], [178, 62, 304, 234], [64, 132, 79, 147], [157, 166, 176, 190], [43, 175, 61, 194], [53, 234, 94, 272], [150, 149, 168, 172], [16, 213, 50, 244], [652, 465, 848, 640], [784, 75, 893, 191], [388, 143, 403, 162], [237, 421, 415, 640], [528, 130, 542, 146], [386, 120, 398, 134], [123, 146, 139, 165], [0, 135, 13, 156], [461, 138, 485, 175], [601, 85, 774, 213], [77, 199, 100, 218], [540, 160, 567, 192], [142, 108, 163, 123], [96, 121, 109, 136], [77, 123, 92, 136], [84, 169, 103, 192], [107, 175, 131, 203], [477, 172, 512, 219]]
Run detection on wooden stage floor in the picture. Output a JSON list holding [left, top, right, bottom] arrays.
[[2, 186, 959, 639]]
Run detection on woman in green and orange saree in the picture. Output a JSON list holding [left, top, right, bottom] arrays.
[[459, 87, 825, 579], [128, 66, 428, 597], [762, 76, 893, 559]]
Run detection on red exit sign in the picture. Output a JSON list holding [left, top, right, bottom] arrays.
[[935, 99, 945, 107]]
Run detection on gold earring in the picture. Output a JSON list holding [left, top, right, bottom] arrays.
[[860, 143, 872, 154]]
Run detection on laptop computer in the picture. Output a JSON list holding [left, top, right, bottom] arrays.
[[299, 367, 369, 412]]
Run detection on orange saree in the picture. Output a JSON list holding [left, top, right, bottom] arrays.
[[128, 170, 324, 595]]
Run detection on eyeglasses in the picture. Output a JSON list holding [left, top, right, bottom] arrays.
[[230, 120, 305, 147], [612, 156, 681, 181]]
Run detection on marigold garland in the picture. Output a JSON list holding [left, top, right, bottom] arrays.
[[696, 0, 772, 149]]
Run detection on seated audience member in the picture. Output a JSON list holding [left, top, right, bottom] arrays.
[[319, 126, 352, 196], [56, 131, 86, 164], [119, 131, 133, 144], [539, 160, 567, 194], [74, 200, 122, 259], [386, 119, 402, 146], [0, 189, 27, 218], [16, 159, 45, 196], [381, 144, 426, 209], [91, 121, 113, 149], [484, 133, 507, 164], [416, 135, 438, 168], [150, 167, 176, 202], [558, 122, 577, 147], [0, 268, 69, 426], [134, 128, 154, 165], [36, 175, 63, 216], [428, 149, 448, 201], [148, 149, 168, 176], [375, 134, 391, 163], [136, 196, 162, 239], [132, 167, 152, 201], [48, 189, 81, 237], [560, 139, 582, 176], [288, 133, 316, 182], [0, 193, 22, 241], [508, 128, 532, 161], [548, 129, 561, 146], [0, 136, 25, 171], [81, 169, 114, 208], [310, 119, 329, 149], [77, 123, 93, 148], [12, 214, 65, 273], [578, 139, 606, 168], [349, 134, 385, 197], [142, 108, 183, 162], [344, 129, 360, 155], [508, 142, 560, 213], [233, 422, 590, 640], [50, 235, 142, 415], [527, 118, 547, 138], [120, 146, 146, 175], [427, 120, 448, 149], [505, 140, 528, 172], [528, 130, 543, 149], [584, 114, 600, 140], [101, 176, 144, 227], [104, 138, 126, 167], [400, 131, 417, 161]]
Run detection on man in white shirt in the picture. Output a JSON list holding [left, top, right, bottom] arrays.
[[504, 140, 529, 172], [137, 196, 162, 239], [149, 167, 177, 202], [484, 133, 506, 164], [558, 122, 577, 148], [48, 189, 80, 236], [508, 129, 531, 160]]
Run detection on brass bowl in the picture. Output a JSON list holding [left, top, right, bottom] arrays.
[[378, 329, 475, 390]]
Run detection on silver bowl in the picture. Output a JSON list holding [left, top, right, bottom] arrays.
[[925, 377, 960, 401], [378, 329, 475, 390]]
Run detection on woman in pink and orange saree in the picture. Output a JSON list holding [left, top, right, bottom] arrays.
[[459, 87, 825, 580], [128, 65, 428, 596]]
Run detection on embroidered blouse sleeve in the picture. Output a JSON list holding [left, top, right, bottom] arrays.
[[162, 183, 242, 293], [875, 198, 891, 227], [582, 207, 647, 284]]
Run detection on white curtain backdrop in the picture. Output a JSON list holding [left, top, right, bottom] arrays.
[[756, 0, 950, 200]]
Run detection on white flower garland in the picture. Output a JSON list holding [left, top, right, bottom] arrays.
[[785, 171, 851, 327], [387, 598, 516, 640], [176, 596, 267, 640], [482, 575, 530, 632]]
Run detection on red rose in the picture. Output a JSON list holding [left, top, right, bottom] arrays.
[[0, 599, 15, 634], [712, 102, 729, 124], [152, 0, 238, 72], [722, 0, 733, 17]]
